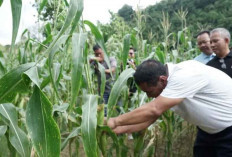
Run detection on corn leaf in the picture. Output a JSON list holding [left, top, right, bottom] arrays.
[[81, 94, 98, 157], [0, 135, 10, 156], [10, 0, 22, 54], [71, 33, 87, 108], [26, 86, 61, 157], [98, 125, 120, 156], [107, 68, 135, 118], [23, 66, 40, 88], [131, 33, 138, 50], [177, 30, 184, 45], [48, 35, 69, 99], [69, 0, 84, 34], [61, 127, 80, 151], [0, 103, 30, 157], [122, 34, 131, 70], [155, 46, 166, 64], [53, 103, 69, 114], [46, 0, 81, 99], [55, 0, 79, 40], [0, 62, 35, 103], [0, 0, 3, 7], [0, 125, 7, 136], [98, 63, 106, 98], [38, 0, 47, 14], [52, 62, 62, 86]]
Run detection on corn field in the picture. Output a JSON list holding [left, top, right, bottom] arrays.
[[0, 0, 199, 156]]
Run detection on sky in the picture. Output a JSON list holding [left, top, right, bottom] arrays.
[[0, 0, 160, 45]]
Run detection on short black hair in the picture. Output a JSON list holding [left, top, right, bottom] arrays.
[[129, 47, 135, 51], [93, 44, 101, 51], [196, 30, 210, 38], [134, 59, 167, 86]]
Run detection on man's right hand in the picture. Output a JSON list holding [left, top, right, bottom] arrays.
[[107, 118, 117, 130]]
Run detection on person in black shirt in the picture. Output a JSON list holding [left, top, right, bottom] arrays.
[[207, 28, 232, 78]]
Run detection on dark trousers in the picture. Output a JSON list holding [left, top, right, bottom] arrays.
[[103, 92, 109, 117], [194, 125, 232, 157]]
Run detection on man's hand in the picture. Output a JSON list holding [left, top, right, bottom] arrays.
[[90, 56, 103, 63], [106, 96, 183, 134], [107, 118, 117, 130]]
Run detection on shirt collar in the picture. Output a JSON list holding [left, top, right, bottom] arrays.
[[227, 51, 232, 57], [201, 52, 215, 58], [215, 51, 232, 59]]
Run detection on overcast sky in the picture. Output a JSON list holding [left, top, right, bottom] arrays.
[[0, 0, 160, 45]]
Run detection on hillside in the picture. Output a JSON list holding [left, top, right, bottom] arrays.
[[118, 0, 232, 41]]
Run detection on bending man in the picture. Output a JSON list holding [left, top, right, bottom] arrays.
[[108, 59, 232, 156]]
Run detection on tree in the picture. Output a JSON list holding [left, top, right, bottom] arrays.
[[118, 4, 135, 22]]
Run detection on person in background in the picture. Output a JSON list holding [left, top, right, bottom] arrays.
[[194, 30, 214, 64], [127, 47, 137, 96], [90, 44, 117, 105], [127, 47, 136, 69], [207, 28, 232, 78], [108, 59, 232, 157]]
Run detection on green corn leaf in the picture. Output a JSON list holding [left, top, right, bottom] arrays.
[[40, 75, 50, 89], [0, 135, 10, 156], [48, 35, 69, 99], [63, 0, 69, 7], [98, 63, 106, 98], [131, 33, 138, 50], [177, 30, 184, 45], [134, 131, 146, 156], [155, 46, 166, 64], [53, 62, 62, 86], [20, 29, 28, 40], [143, 51, 156, 61], [10, 0, 22, 54], [98, 125, 120, 156], [69, 0, 84, 34], [107, 68, 135, 118], [0, 125, 7, 136], [81, 94, 98, 157], [37, 35, 53, 53], [0, 62, 35, 103], [23, 66, 40, 88], [38, 0, 47, 14], [53, 103, 69, 114], [45, 23, 52, 36], [26, 86, 61, 157], [45, 0, 81, 99], [61, 127, 80, 151], [122, 34, 131, 70], [55, 0, 79, 40], [71, 33, 87, 109], [0, 57, 6, 76], [0, 0, 3, 7], [0, 103, 30, 157], [83, 21, 105, 51]]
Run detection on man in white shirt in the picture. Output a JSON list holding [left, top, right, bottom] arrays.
[[108, 59, 232, 156]]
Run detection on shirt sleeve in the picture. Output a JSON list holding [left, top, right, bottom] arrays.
[[161, 70, 209, 99]]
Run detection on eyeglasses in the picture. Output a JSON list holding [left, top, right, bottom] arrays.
[[129, 52, 134, 55], [219, 58, 227, 69]]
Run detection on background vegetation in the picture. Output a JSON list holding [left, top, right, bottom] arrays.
[[117, 0, 232, 43]]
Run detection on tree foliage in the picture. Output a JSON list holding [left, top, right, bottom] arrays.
[[117, 0, 232, 41]]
